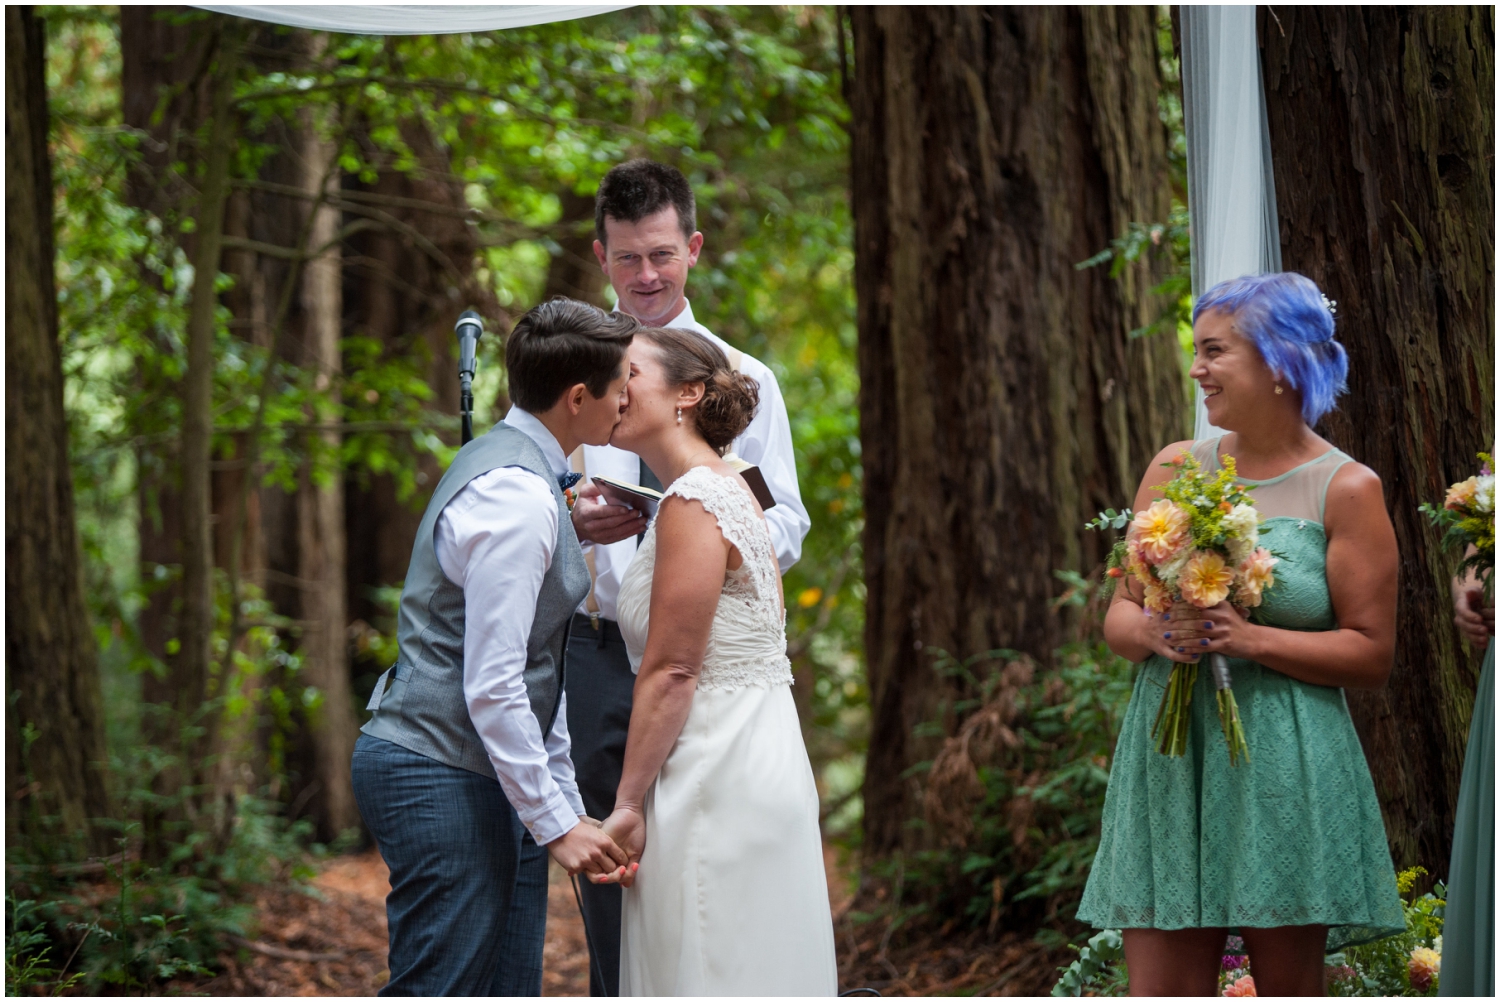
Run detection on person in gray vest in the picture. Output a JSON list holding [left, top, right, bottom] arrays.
[[352, 299, 638, 996], [564, 159, 812, 995]]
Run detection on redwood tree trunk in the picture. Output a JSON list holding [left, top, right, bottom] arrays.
[[1260, 7, 1495, 873], [294, 89, 360, 839], [5, 5, 112, 853], [851, 6, 1186, 854]]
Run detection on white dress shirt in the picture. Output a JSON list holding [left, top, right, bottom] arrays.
[[578, 299, 812, 622], [434, 407, 585, 846]]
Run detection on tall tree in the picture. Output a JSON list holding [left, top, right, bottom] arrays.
[[850, 6, 1186, 854], [1259, 7, 1495, 872], [6, 4, 112, 853], [176, 20, 239, 761], [292, 70, 360, 838]]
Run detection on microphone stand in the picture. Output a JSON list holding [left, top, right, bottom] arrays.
[[455, 310, 484, 445]]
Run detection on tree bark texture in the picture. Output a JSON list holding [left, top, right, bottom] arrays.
[[851, 6, 1186, 855], [293, 89, 361, 840], [5, 5, 112, 852], [1260, 7, 1495, 873]]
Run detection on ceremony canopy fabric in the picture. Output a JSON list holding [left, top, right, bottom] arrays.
[[1180, 5, 1281, 439], [193, 5, 630, 35]]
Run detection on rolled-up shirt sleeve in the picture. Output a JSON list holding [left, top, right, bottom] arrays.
[[435, 466, 580, 846]]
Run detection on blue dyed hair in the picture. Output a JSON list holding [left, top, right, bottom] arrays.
[[1192, 272, 1348, 425]]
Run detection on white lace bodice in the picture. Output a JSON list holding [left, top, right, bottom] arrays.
[[616, 466, 793, 691]]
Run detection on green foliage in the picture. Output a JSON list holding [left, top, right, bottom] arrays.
[[858, 640, 1135, 939], [1051, 928, 1126, 997], [1330, 868, 1446, 997], [6, 798, 316, 995]]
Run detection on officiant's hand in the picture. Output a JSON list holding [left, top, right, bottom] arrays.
[[589, 806, 645, 887], [548, 817, 630, 880], [572, 483, 647, 545]]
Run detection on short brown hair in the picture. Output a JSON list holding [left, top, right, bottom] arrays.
[[635, 327, 758, 452], [594, 159, 696, 245], [505, 298, 638, 412]]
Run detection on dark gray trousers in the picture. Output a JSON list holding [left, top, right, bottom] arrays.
[[564, 613, 637, 997]]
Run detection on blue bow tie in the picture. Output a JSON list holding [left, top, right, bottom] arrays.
[[558, 471, 582, 492]]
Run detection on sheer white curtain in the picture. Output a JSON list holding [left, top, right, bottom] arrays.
[[193, 5, 630, 35], [1180, 5, 1281, 440]]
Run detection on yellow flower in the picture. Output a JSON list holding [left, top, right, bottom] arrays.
[[1180, 550, 1233, 608], [1446, 476, 1479, 511], [1132, 499, 1191, 564], [1409, 947, 1440, 992], [797, 587, 823, 608], [1143, 578, 1174, 614], [1234, 547, 1278, 607]]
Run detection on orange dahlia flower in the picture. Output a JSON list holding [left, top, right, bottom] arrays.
[[1180, 550, 1233, 608], [1132, 499, 1190, 564]]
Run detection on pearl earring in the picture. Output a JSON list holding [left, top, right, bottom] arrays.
[[1275, 384, 1284, 395], [676, 407, 682, 425]]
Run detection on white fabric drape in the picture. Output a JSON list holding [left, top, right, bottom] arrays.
[[1180, 5, 1281, 440], [193, 5, 631, 35]]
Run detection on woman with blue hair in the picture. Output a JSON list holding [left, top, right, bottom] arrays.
[[1077, 272, 1405, 995]]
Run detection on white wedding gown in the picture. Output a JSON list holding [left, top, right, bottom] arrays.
[[615, 466, 838, 996]]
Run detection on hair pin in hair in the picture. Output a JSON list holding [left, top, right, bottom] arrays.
[[1320, 294, 1338, 317]]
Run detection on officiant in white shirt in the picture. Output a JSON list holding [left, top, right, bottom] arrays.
[[563, 159, 811, 997]]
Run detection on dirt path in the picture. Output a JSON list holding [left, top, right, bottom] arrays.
[[202, 844, 1057, 996], [200, 850, 591, 996]]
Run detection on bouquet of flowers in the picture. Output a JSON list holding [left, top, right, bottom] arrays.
[[1419, 452, 1495, 600], [1088, 453, 1277, 765]]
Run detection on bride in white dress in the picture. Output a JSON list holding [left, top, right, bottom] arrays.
[[589, 326, 837, 996]]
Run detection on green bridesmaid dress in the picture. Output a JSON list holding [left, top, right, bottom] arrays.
[[1077, 439, 1406, 950], [1438, 640, 1494, 996]]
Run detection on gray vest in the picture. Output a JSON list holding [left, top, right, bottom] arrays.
[[361, 422, 592, 778]]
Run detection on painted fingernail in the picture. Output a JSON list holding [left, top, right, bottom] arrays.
[[1164, 632, 1172, 639], [1200, 639, 1208, 646], [1176, 647, 1184, 653], [1203, 621, 1213, 630]]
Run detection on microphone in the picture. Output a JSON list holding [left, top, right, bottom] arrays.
[[455, 310, 484, 445]]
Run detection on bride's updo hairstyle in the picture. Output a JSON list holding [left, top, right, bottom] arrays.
[[637, 327, 759, 453], [1192, 271, 1349, 425]]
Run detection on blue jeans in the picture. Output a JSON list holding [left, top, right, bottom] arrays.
[[351, 734, 549, 996]]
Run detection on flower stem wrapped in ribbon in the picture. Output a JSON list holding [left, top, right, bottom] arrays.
[[1087, 452, 1276, 766]]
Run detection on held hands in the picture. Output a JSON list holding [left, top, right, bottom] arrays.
[[571, 483, 647, 545], [587, 806, 646, 888], [1452, 583, 1495, 648], [1150, 602, 1257, 663], [547, 816, 629, 882]]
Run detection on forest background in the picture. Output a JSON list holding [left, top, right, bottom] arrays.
[[6, 4, 1493, 996]]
